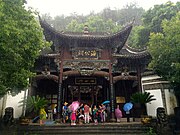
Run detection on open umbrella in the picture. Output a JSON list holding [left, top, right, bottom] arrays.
[[123, 102, 133, 112], [69, 101, 79, 111], [102, 100, 110, 105]]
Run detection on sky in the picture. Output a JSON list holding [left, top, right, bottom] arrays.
[[26, 0, 179, 17]]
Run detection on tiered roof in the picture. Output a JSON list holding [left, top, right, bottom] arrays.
[[39, 18, 133, 52], [113, 45, 151, 59], [39, 18, 151, 72]]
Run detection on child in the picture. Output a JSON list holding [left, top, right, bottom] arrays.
[[71, 110, 76, 125]]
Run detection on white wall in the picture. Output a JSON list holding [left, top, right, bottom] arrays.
[[142, 74, 178, 116], [145, 89, 164, 117], [142, 75, 161, 81], [165, 89, 177, 115], [0, 96, 5, 118], [2, 89, 28, 118]]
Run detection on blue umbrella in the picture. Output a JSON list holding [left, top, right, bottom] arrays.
[[102, 100, 110, 105], [123, 102, 133, 112]]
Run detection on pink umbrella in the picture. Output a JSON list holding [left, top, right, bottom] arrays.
[[70, 101, 79, 111]]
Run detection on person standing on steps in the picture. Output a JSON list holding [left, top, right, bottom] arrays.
[[99, 104, 106, 123], [52, 104, 57, 121], [47, 104, 53, 120], [71, 110, 77, 125], [93, 105, 98, 125], [101, 104, 106, 122], [115, 105, 123, 122], [62, 102, 68, 123], [106, 104, 111, 122], [84, 104, 90, 124]]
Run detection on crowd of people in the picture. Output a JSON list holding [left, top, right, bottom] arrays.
[[61, 102, 123, 125], [42, 101, 123, 125]]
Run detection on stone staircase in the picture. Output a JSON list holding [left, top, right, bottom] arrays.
[[16, 122, 151, 135]]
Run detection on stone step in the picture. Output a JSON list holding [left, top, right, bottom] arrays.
[[16, 122, 151, 135]]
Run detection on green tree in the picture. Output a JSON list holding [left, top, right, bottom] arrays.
[[44, 3, 144, 33], [66, 16, 121, 33], [130, 1, 180, 48], [0, 0, 49, 95], [148, 12, 180, 102], [99, 3, 145, 26], [53, 15, 69, 31], [86, 16, 120, 33], [66, 19, 84, 32], [117, 3, 145, 26], [143, 2, 180, 33], [128, 26, 150, 48]]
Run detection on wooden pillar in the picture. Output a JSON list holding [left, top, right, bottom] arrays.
[[62, 88, 65, 104], [57, 48, 64, 119], [72, 90, 74, 101], [137, 66, 142, 92], [78, 87, 81, 102], [57, 81, 62, 119], [95, 91, 97, 105], [91, 89, 94, 105], [107, 87, 110, 101], [109, 62, 116, 121]]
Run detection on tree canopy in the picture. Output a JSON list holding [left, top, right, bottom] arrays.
[[0, 0, 49, 95], [65, 16, 122, 33], [42, 3, 144, 33], [148, 12, 180, 97], [131, 1, 180, 48]]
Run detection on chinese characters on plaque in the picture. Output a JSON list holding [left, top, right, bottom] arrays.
[[116, 96, 125, 103], [75, 49, 98, 59]]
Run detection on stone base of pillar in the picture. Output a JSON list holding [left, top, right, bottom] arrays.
[[55, 118, 62, 123], [110, 112, 116, 122], [57, 113, 61, 119], [110, 118, 116, 122]]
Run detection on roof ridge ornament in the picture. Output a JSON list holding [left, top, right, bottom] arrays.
[[83, 25, 89, 35]]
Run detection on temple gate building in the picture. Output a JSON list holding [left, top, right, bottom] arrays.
[[1, 19, 177, 119], [28, 18, 151, 119]]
